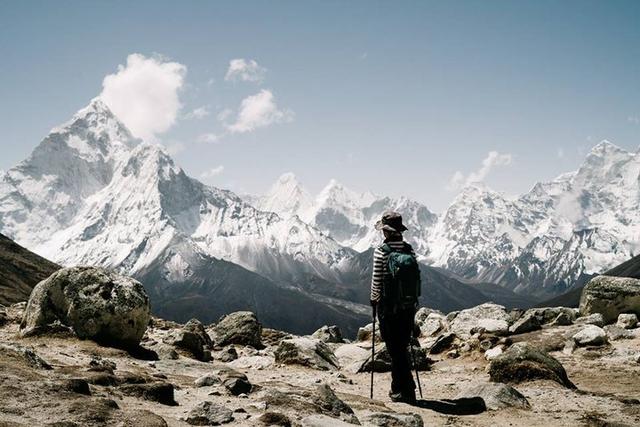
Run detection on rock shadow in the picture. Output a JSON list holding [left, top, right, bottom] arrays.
[[414, 397, 486, 415]]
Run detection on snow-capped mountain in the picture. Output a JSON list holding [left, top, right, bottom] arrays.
[[253, 173, 438, 256], [253, 141, 639, 300], [425, 141, 639, 299]]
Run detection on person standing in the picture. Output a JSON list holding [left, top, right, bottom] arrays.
[[370, 211, 421, 404]]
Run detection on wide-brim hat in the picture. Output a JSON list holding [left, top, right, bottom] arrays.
[[375, 211, 408, 233]]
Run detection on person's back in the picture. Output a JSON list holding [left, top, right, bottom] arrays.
[[370, 211, 419, 404]]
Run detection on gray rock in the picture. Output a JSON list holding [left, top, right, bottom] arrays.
[[211, 311, 262, 348], [119, 381, 177, 406], [121, 410, 168, 427], [445, 311, 459, 323], [450, 303, 510, 339], [575, 313, 605, 327], [580, 275, 640, 324], [508, 312, 541, 335], [195, 374, 221, 387], [488, 342, 575, 388], [604, 325, 634, 341], [358, 344, 432, 373], [218, 368, 252, 395], [164, 319, 212, 361], [416, 311, 447, 338], [525, 307, 577, 325], [484, 346, 504, 361], [572, 325, 608, 346], [301, 414, 354, 426], [455, 382, 530, 410], [219, 346, 238, 362], [356, 322, 382, 342], [550, 312, 573, 326], [312, 325, 344, 343], [186, 401, 233, 425], [360, 411, 424, 426], [617, 313, 638, 329], [20, 267, 150, 348], [429, 332, 456, 354], [275, 337, 339, 370]]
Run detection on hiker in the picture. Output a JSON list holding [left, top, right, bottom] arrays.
[[370, 211, 421, 404]]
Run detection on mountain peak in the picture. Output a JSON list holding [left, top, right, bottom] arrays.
[[276, 172, 299, 185], [588, 140, 627, 157]]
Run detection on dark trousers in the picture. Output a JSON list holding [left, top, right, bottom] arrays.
[[378, 305, 416, 397]]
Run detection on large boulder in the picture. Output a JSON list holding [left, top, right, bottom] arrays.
[[524, 307, 577, 325], [508, 311, 541, 335], [575, 313, 605, 327], [211, 311, 263, 348], [185, 401, 233, 425], [450, 303, 510, 339], [20, 267, 150, 348], [580, 276, 640, 324], [358, 343, 432, 373], [274, 337, 339, 370], [488, 342, 575, 389]]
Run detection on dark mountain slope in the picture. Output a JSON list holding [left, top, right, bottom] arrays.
[[0, 233, 60, 306]]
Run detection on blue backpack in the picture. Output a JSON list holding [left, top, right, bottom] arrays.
[[380, 243, 421, 309]]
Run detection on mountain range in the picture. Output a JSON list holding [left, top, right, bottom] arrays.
[[252, 141, 639, 300], [1, 98, 637, 334]]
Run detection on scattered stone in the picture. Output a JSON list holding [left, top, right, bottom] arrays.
[[573, 325, 608, 347], [488, 342, 575, 388], [485, 346, 504, 361], [0, 343, 52, 370], [119, 381, 177, 406], [19, 266, 150, 348], [219, 347, 238, 362], [550, 312, 573, 326], [164, 319, 212, 361], [617, 313, 638, 329], [603, 325, 634, 341], [450, 303, 510, 339], [275, 337, 339, 370], [508, 311, 541, 335], [185, 401, 234, 425], [258, 412, 291, 426], [429, 332, 456, 354], [358, 344, 432, 373], [155, 344, 179, 360], [120, 410, 168, 427], [525, 307, 577, 325], [211, 311, 263, 348], [219, 368, 252, 395], [579, 275, 640, 324], [195, 374, 221, 387], [455, 382, 530, 410], [575, 313, 605, 327], [261, 328, 293, 347], [63, 378, 91, 395], [312, 325, 344, 343], [446, 349, 459, 359], [360, 411, 424, 427], [88, 357, 116, 373], [356, 322, 382, 342]]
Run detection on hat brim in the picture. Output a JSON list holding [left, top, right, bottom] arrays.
[[375, 220, 407, 233]]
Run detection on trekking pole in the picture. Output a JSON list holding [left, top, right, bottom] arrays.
[[410, 342, 423, 399], [370, 304, 376, 399]]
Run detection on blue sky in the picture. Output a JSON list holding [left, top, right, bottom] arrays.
[[1, 0, 639, 211]]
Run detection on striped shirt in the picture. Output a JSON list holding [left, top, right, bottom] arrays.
[[370, 239, 416, 302]]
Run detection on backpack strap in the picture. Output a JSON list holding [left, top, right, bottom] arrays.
[[379, 243, 392, 254]]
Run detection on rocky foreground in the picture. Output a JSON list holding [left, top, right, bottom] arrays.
[[1, 268, 640, 426]]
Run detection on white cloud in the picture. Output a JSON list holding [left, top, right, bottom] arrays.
[[224, 59, 266, 83], [225, 89, 294, 134], [184, 106, 210, 120], [197, 133, 221, 144], [217, 108, 233, 123], [448, 151, 513, 190], [200, 165, 225, 180], [100, 53, 186, 142], [628, 116, 640, 124]]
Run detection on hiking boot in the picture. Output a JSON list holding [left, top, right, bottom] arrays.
[[389, 391, 416, 405]]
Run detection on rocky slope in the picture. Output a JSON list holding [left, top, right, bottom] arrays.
[[1, 281, 639, 426], [0, 233, 60, 306]]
